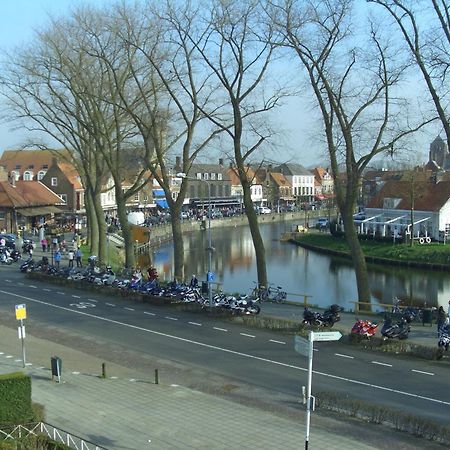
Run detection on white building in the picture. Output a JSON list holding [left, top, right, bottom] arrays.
[[276, 163, 315, 204]]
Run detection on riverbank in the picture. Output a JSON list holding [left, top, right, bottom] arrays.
[[290, 233, 450, 271]]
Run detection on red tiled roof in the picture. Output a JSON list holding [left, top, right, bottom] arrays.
[[0, 180, 64, 208], [367, 180, 450, 211], [269, 172, 291, 187], [57, 161, 83, 190]]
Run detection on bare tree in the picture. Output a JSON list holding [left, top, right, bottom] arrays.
[[270, 0, 429, 302], [370, 0, 450, 153], [190, 0, 288, 288]]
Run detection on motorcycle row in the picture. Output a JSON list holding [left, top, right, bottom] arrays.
[[18, 256, 262, 316], [303, 305, 449, 350]]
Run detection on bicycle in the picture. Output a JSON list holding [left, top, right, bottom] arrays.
[[251, 282, 270, 302], [268, 285, 287, 303]]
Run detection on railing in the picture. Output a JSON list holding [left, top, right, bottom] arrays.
[[0, 422, 107, 450]]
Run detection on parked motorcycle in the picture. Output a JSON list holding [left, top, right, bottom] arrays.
[[438, 326, 450, 351], [381, 315, 411, 340], [19, 258, 35, 273], [351, 319, 378, 338], [0, 247, 13, 265], [303, 304, 342, 327]]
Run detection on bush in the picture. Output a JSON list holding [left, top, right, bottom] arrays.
[[0, 373, 34, 426]]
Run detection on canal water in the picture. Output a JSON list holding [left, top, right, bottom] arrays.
[[143, 220, 449, 311]]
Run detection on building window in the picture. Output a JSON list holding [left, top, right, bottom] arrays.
[[196, 173, 202, 180], [15, 164, 21, 170], [37, 170, 46, 180], [28, 164, 34, 169], [204, 173, 209, 180], [42, 164, 48, 169], [143, 195, 148, 202], [210, 173, 216, 180], [23, 171, 33, 181], [134, 193, 139, 201], [59, 194, 67, 203], [51, 177, 57, 186], [218, 173, 222, 180]]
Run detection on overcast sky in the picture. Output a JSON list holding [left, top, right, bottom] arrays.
[[0, 0, 440, 168]]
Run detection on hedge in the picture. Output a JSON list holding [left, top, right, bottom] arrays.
[[0, 373, 34, 426]]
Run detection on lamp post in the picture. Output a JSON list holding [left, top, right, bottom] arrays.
[[177, 172, 213, 308]]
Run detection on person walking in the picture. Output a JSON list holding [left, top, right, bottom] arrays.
[[437, 306, 447, 335], [54, 249, 61, 269], [76, 248, 83, 267], [41, 237, 47, 252], [68, 249, 74, 268]]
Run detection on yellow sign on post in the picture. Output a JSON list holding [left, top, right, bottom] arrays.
[[15, 304, 27, 320]]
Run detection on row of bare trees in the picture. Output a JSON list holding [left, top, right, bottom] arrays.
[[0, 0, 448, 302]]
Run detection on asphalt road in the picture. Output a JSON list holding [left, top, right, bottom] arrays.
[[1, 263, 449, 425]]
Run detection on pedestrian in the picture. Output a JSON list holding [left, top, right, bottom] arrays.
[[41, 237, 47, 252], [190, 274, 198, 288], [437, 306, 447, 335], [52, 236, 58, 251], [76, 248, 83, 267], [54, 249, 61, 269], [68, 249, 74, 268]]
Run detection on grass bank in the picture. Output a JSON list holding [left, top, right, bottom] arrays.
[[293, 233, 450, 267]]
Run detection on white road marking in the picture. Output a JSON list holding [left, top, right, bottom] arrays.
[[129, 378, 136, 382], [14, 359, 22, 362], [144, 312, 156, 316], [57, 292, 65, 295], [412, 369, 434, 376], [0, 352, 3, 355], [335, 353, 354, 359], [124, 307, 135, 311], [6, 355, 13, 359], [72, 371, 80, 375], [29, 285, 37, 289], [164, 316, 178, 321], [88, 299, 98, 302], [106, 303, 116, 307], [43, 288, 51, 292], [269, 339, 286, 345], [240, 333, 255, 338], [25, 363, 32, 366], [72, 295, 81, 298], [188, 322, 202, 326], [372, 361, 392, 367], [5, 280, 11, 283], [213, 327, 228, 332], [111, 376, 118, 379], [2, 288, 448, 408]]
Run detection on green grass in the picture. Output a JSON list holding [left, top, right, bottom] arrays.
[[295, 234, 450, 265]]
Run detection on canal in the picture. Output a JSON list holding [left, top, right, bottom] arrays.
[[145, 220, 449, 311]]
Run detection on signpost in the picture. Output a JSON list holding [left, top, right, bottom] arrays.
[[15, 304, 27, 367], [294, 330, 342, 449]]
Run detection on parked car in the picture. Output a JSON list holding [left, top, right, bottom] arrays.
[[316, 218, 329, 229], [0, 234, 16, 250], [258, 206, 272, 214]]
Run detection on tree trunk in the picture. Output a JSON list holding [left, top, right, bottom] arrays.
[[84, 189, 98, 255], [91, 191, 107, 263], [115, 190, 135, 269], [242, 185, 267, 288], [170, 206, 184, 282]]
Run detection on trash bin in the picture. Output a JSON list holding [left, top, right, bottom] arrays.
[[51, 356, 62, 380], [422, 309, 432, 327], [201, 281, 208, 294]]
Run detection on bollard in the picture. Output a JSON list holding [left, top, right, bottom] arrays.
[[102, 362, 106, 379], [154, 368, 159, 385]]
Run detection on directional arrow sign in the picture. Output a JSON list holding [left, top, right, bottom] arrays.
[[311, 331, 342, 342]]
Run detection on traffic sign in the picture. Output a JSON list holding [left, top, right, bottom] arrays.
[[311, 331, 342, 342], [294, 335, 309, 356], [15, 304, 27, 320]]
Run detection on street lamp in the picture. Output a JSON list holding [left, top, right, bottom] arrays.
[[177, 172, 213, 308]]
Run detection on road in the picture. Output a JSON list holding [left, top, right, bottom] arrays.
[[0, 264, 449, 425]]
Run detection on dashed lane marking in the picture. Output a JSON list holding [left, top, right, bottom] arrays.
[[188, 322, 202, 326], [213, 327, 228, 332], [14, 359, 22, 362], [6, 356, 13, 359], [5, 280, 11, 282], [240, 333, 255, 338], [25, 363, 32, 366], [57, 292, 66, 295], [72, 295, 81, 298], [29, 285, 37, 289], [105, 303, 116, 307], [144, 312, 156, 316], [72, 371, 80, 375], [269, 339, 286, 344], [372, 361, 392, 367], [88, 299, 98, 302], [335, 353, 354, 359], [412, 369, 434, 376], [43, 288, 51, 292], [164, 316, 178, 321], [3, 288, 448, 408], [124, 307, 135, 311]]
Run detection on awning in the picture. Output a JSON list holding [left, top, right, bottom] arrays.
[[155, 199, 169, 209], [153, 189, 165, 197], [16, 205, 63, 217]]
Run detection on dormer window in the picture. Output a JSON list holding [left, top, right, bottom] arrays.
[[23, 171, 33, 181], [51, 177, 57, 186], [42, 164, 48, 169], [37, 170, 46, 180], [15, 164, 21, 170], [28, 164, 34, 169]]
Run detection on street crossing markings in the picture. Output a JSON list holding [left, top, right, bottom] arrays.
[[164, 316, 178, 321], [213, 327, 228, 332], [188, 322, 202, 326], [269, 339, 286, 344], [334, 353, 354, 359], [372, 361, 392, 367], [240, 333, 255, 338], [412, 369, 434, 376]]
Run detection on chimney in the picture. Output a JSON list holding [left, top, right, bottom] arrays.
[[0, 166, 7, 182], [175, 156, 181, 171], [219, 158, 224, 166]]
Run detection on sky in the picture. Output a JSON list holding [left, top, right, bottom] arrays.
[[0, 0, 440, 169]]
